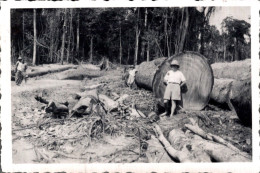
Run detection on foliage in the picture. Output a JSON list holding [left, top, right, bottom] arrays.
[[11, 8, 251, 65]]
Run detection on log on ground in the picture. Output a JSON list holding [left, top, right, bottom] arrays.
[[11, 65, 77, 80], [165, 124, 251, 162], [210, 78, 234, 109], [57, 66, 102, 80], [153, 52, 214, 110], [230, 79, 251, 126], [211, 59, 251, 80], [210, 60, 251, 126], [135, 58, 166, 90]]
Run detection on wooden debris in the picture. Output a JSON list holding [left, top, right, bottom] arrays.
[[35, 95, 69, 117], [153, 124, 204, 162], [98, 94, 118, 112], [83, 84, 105, 91], [116, 94, 129, 104]]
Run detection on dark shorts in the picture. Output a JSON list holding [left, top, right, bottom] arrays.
[[163, 83, 181, 100]]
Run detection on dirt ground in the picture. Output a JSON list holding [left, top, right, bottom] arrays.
[[11, 67, 252, 163]]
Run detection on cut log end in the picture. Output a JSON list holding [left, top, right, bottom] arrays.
[[153, 52, 214, 110]]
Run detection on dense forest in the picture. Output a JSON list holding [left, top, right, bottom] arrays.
[[11, 7, 251, 65]]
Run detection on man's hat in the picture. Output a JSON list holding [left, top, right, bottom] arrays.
[[18, 56, 22, 60], [170, 60, 179, 67]]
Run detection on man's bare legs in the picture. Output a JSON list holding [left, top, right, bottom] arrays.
[[163, 99, 170, 116], [170, 100, 176, 117]]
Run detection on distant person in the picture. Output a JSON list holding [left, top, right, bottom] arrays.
[[15, 56, 28, 86], [163, 60, 186, 117]]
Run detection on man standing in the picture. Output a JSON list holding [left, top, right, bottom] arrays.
[[163, 60, 186, 117], [15, 56, 28, 86]]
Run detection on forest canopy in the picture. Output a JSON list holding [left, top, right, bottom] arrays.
[[11, 7, 251, 65]]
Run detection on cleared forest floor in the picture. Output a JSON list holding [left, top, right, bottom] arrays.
[[11, 66, 252, 163]]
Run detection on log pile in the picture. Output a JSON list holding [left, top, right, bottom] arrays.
[[210, 59, 251, 126]]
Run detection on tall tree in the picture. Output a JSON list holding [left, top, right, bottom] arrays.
[[134, 8, 140, 65], [32, 9, 37, 65], [67, 9, 73, 63], [76, 11, 80, 61], [60, 9, 67, 65]]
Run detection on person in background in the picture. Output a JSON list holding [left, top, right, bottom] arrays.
[[15, 56, 28, 86], [163, 60, 186, 117]]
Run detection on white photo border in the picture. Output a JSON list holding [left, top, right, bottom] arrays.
[[1, 0, 259, 172]]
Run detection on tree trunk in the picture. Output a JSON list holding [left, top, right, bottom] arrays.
[[119, 24, 122, 65], [210, 78, 234, 110], [49, 16, 54, 63], [89, 36, 93, 63], [135, 58, 166, 90], [176, 8, 189, 53], [146, 41, 150, 62], [211, 59, 250, 80], [223, 36, 226, 61], [67, 9, 73, 63], [76, 12, 80, 60], [60, 9, 67, 65], [32, 9, 37, 65], [11, 65, 76, 80], [164, 11, 170, 57], [134, 8, 140, 66], [22, 11, 25, 53], [211, 59, 251, 126]]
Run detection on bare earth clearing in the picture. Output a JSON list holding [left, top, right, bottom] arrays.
[[12, 66, 251, 163]]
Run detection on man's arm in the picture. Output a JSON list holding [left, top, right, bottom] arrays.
[[180, 72, 186, 87]]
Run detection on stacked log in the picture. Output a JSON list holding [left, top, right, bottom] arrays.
[[210, 59, 251, 126]]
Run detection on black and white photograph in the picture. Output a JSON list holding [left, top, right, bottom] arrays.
[[1, 1, 259, 172]]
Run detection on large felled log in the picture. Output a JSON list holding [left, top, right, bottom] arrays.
[[230, 79, 251, 126], [153, 52, 214, 110], [57, 66, 102, 80], [210, 60, 251, 126], [211, 59, 251, 80], [210, 78, 235, 110], [11, 65, 77, 80], [135, 58, 166, 90]]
